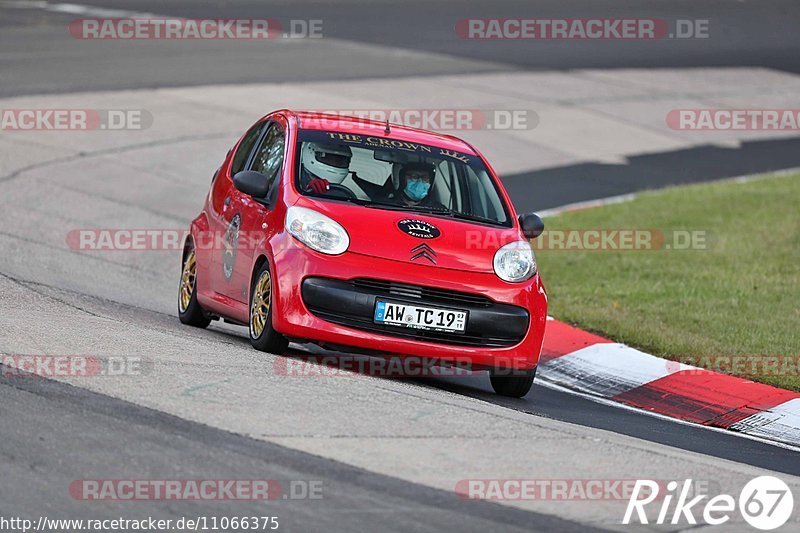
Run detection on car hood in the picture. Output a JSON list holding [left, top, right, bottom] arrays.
[[298, 199, 521, 273]]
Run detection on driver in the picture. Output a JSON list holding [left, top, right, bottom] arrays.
[[299, 142, 352, 194], [396, 162, 442, 208]]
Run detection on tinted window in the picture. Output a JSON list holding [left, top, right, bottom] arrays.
[[231, 122, 265, 175], [250, 124, 285, 192], [295, 130, 511, 226]]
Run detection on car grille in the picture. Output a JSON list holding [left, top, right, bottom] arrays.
[[302, 277, 528, 348], [351, 278, 493, 308]]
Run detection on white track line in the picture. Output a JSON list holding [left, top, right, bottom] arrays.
[[537, 378, 800, 453], [1, 0, 161, 18], [538, 167, 800, 218], [537, 193, 636, 218]]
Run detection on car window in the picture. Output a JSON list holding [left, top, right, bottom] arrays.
[[464, 165, 504, 222], [249, 123, 285, 194], [432, 160, 461, 211], [231, 121, 266, 175], [295, 130, 511, 226], [350, 148, 392, 185]]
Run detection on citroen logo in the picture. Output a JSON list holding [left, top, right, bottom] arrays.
[[410, 243, 437, 264]]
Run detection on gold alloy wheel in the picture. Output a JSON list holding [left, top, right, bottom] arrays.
[[250, 270, 271, 338], [179, 249, 197, 313]]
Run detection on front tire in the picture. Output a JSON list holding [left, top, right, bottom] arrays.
[[249, 263, 289, 354], [178, 245, 211, 328], [490, 367, 536, 398]]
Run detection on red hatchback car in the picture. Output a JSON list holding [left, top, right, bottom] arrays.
[[179, 110, 547, 396]]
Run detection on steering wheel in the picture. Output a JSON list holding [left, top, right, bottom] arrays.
[[327, 183, 358, 200]]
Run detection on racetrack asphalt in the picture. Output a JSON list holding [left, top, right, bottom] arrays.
[[2, 1, 800, 530]]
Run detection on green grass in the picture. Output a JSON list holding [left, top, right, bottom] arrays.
[[537, 172, 800, 390]]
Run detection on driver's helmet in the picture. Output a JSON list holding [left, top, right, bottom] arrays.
[[301, 142, 352, 184]]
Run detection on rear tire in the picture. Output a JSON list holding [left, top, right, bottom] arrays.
[[178, 244, 211, 328], [249, 262, 289, 354], [490, 367, 536, 398]]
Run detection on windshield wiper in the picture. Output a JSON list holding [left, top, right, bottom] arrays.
[[308, 193, 370, 206], [445, 211, 505, 226], [363, 201, 420, 211], [364, 202, 451, 215], [365, 202, 502, 225]]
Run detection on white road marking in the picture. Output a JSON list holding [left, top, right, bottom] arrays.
[[537, 193, 636, 218], [731, 398, 800, 444], [540, 343, 697, 397], [1, 0, 160, 18], [538, 167, 800, 218], [537, 378, 800, 453]]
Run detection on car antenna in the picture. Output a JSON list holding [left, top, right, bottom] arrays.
[[384, 120, 391, 134]]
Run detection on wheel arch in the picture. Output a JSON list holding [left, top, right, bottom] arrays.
[[181, 233, 194, 262], [251, 254, 270, 291]]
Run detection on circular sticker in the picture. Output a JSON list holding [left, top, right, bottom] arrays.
[[222, 213, 241, 280], [397, 218, 441, 240]]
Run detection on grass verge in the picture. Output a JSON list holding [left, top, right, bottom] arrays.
[[536, 172, 800, 390]]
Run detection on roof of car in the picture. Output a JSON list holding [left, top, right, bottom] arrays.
[[286, 110, 479, 156]]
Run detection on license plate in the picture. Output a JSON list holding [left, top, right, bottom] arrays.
[[374, 300, 467, 333]]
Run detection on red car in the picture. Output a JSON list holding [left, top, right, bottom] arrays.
[[178, 110, 547, 397]]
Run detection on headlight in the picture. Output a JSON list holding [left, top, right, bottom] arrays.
[[493, 240, 536, 282], [286, 205, 350, 255]]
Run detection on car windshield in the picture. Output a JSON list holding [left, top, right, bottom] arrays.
[[295, 130, 511, 226]]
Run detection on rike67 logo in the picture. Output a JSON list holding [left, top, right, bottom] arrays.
[[624, 477, 794, 529]]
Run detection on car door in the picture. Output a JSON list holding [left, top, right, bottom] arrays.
[[224, 121, 287, 306], [207, 120, 267, 304]]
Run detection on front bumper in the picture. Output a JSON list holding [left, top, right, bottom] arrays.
[[269, 238, 547, 370], [302, 277, 529, 347]]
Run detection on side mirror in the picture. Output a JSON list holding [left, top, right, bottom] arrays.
[[519, 212, 544, 239], [233, 171, 270, 197]]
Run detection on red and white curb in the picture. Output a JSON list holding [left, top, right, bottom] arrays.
[[538, 318, 800, 448]]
